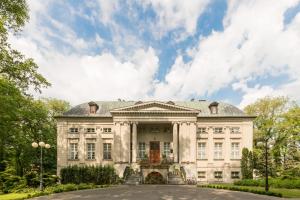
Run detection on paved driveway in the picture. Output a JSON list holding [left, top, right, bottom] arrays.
[[31, 185, 284, 200]]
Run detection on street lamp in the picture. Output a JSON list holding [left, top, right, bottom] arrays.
[[32, 140, 51, 191], [257, 139, 275, 192]]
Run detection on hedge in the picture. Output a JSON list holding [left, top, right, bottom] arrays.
[[60, 165, 117, 185], [198, 184, 283, 197], [234, 178, 300, 189]]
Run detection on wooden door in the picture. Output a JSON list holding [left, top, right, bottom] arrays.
[[150, 141, 160, 163]]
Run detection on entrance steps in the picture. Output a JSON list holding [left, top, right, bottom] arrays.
[[125, 174, 141, 185], [168, 173, 185, 184]]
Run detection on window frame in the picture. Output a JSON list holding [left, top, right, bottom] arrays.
[[103, 143, 112, 160], [138, 142, 146, 159], [198, 171, 206, 179], [86, 143, 96, 160], [163, 142, 171, 157], [230, 127, 241, 134], [68, 143, 79, 160], [69, 127, 79, 134], [231, 142, 240, 159], [197, 127, 207, 134], [214, 142, 223, 159], [86, 128, 96, 134], [231, 171, 240, 179], [197, 142, 206, 160], [103, 128, 112, 133], [213, 127, 223, 134], [214, 171, 223, 179]]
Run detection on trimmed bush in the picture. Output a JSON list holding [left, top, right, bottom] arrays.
[[234, 178, 300, 189], [60, 165, 117, 185], [198, 184, 282, 197]]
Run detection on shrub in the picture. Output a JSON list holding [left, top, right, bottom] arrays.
[[234, 178, 300, 189], [199, 184, 282, 197], [60, 165, 117, 185]]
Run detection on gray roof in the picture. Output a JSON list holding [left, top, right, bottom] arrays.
[[62, 101, 250, 118]]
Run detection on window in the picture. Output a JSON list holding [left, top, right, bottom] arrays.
[[86, 128, 95, 133], [231, 143, 240, 159], [138, 142, 146, 158], [230, 127, 240, 134], [103, 143, 112, 160], [214, 143, 223, 159], [68, 143, 78, 160], [197, 143, 206, 159], [163, 142, 171, 157], [87, 143, 95, 160], [197, 127, 207, 133], [103, 128, 112, 133], [214, 171, 223, 179], [214, 127, 223, 133], [69, 128, 79, 133], [198, 171, 206, 178], [231, 171, 240, 179]]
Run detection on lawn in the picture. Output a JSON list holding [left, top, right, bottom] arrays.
[[0, 193, 32, 200], [200, 183, 300, 198]]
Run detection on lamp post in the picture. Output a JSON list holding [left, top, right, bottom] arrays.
[[32, 141, 51, 191], [257, 139, 275, 192]]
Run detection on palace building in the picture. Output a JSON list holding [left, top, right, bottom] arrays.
[[56, 100, 254, 184]]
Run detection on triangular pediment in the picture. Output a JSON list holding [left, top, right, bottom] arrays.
[[110, 101, 200, 114]]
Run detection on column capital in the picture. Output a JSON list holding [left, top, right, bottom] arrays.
[[131, 121, 139, 125], [172, 121, 179, 125]]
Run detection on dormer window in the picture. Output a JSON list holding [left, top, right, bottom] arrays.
[[209, 101, 219, 114], [88, 101, 99, 114]]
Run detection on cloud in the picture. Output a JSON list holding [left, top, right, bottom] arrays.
[[141, 0, 210, 38], [8, 0, 300, 108], [155, 0, 300, 105]]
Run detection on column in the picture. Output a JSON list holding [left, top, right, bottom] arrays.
[[121, 122, 130, 163], [114, 122, 121, 162], [173, 122, 178, 163], [132, 122, 137, 163], [189, 122, 197, 162]]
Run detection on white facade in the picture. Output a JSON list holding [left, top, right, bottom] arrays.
[[56, 101, 254, 183]]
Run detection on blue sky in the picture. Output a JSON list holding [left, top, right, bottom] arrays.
[[10, 0, 300, 107]]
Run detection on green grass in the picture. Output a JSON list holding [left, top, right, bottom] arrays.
[[200, 183, 300, 198], [0, 184, 111, 200], [0, 193, 33, 200]]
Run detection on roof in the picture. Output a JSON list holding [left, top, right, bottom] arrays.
[[61, 100, 251, 118]]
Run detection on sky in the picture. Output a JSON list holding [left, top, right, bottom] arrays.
[[9, 0, 300, 108]]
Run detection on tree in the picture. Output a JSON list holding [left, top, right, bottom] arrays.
[[241, 148, 253, 179], [0, 0, 50, 94], [244, 96, 300, 178]]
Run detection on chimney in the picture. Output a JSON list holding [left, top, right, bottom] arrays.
[[88, 101, 99, 114]]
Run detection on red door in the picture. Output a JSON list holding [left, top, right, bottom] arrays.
[[150, 141, 160, 163]]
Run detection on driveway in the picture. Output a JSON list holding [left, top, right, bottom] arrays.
[[31, 185, 284, 200]]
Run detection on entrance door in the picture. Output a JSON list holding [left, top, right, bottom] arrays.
[[150, 141, 160, 163]]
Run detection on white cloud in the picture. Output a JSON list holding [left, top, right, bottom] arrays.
[[156, 0, 300, 106], [9, 0, 159, 105], [141, 0, 210, 38], [8, 0, 300, 108]]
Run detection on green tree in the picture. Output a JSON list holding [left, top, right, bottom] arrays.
[[241, 148, 253, 179], [0, 0, 50, 94], [244, 96, 299, 177]]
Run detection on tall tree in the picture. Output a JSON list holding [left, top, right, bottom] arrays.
[[244, 96, 300, 177], [0, 0, 50, 94]]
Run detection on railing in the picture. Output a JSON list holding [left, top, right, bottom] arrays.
[[138, 156, 174, 167]]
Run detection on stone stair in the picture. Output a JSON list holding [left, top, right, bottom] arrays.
[[168, 173, 185, 184], [125, 174, 141, 185]]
